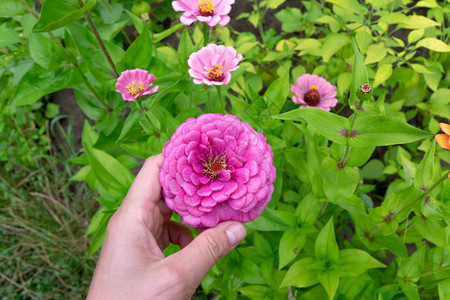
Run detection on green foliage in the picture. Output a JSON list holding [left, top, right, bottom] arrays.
[[2, 0, 450, 298]]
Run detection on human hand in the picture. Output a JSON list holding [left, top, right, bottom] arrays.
[[87, 154, 247, 300]]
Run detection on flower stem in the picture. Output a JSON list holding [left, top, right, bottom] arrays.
[[207, 89, 212, 113], [338, 113, 358, 166], [78, 0, 119, 78], [85, 81, 112, 113], [136, 99, 157, 134], [202, 23, 209, 46], [216, 86, 225, 114], [392, 171, 449, 220]]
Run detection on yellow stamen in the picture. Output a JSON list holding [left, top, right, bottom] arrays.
[[198, 0, 214, 16], [126, 81, 145, 96], [207, 64, 224, 82], [310, 85, 318, 91]]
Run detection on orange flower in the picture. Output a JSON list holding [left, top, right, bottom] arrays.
[[435, 123, 450, 150]]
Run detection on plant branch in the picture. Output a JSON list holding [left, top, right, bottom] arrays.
[[78, 0, 119, 78]]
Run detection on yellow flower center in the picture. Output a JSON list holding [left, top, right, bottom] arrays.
[[207, 63, 224, 82], [126, 81, 145, 96], [198, 0, 214, 16], [203, 154, 227, 178]]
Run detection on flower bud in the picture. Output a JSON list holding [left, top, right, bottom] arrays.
[[357, 83, 373, 101]]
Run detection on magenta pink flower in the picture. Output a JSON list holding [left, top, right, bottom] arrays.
[[172, 0, 234, 27], [188, 44, 242, 86], [160, 113, 276, 228], [291, 74, 338, 111], [115, 69, 158, 101]]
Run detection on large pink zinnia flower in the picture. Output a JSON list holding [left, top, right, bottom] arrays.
[[115, 69, 158, 101], [160, 113, 276, 228], [291, 74, 338, 111], [172, 0, 234, 27], [188, 44, 242, 86]]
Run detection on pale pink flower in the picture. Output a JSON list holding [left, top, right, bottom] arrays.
[[172, 0, 234, 27], [160, 113, 276, 229], [291, 74, 338, 111], [188, 44, 242, 86], [115, 69, 158, 101]]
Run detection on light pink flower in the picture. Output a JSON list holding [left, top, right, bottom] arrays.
[[172, 0, 234, 27], [291, 74, 338, 111], [115, 69, 158, 101], [160, 113, 276, 229], [188, 44, 242, 86]]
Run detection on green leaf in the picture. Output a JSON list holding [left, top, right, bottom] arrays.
[[33, 0, 97, 32], [373, 64, 392, 88], [279, 229, 306, 269], [238, 285, 272, 299], [408, 29, 424, 44], [325, 0, 367, 14], [322, 33, 349, 62], [10, 64, 83, 107], [415, 142, 441, 192], [365, 44, 387, 65], [68, 23, 114, 85], [0, 0, 23, 17], [117, 27, 152, 73], [403, 15, 440, 29], [264, 72, 289, 115], [315, 217, 339, 262], [397, 247, 426, 282], [0, 25, 20, 47], [349, 115, 433, 146], [154, 23, 184, 42], [318, 270, 339, 300], [246, 208, 293, 231], [273, 108, 350, 145], [87, 208, 113, 257], [178, 27, 194, 61], [349, 38, 369, 107], [254, 233, 273, 258], [117, 108, 144, 141], [337, 249, 385, 277], [361, 159, 385, 180], [321, 156, 360, 202], [281, 257, 320, 287], [416, 38, 450, 53], [275, 8, 303, 33]]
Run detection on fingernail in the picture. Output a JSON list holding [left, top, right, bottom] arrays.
[[226, 223, 246, 247]]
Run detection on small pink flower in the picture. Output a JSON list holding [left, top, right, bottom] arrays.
[[172, 0, 234, 27], [188, 44, 242, 86], [115, 69, 158, 101], [160, 113, 276, 229], [291, 74, 338, 111]]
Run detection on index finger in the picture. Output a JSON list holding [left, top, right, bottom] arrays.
[[122, 154, 164, 211]]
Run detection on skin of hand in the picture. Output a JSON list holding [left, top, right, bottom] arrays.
[[87, 154, 247, 300]]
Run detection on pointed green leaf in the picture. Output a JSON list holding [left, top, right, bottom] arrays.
[[318, 270, 339, 300], [414, 142, 441, 192], [281, 257, 320, 287], [321, 156, 360, 202], [178, 27, 194, 61], [349, 115, 433, 146], [117, 27, 152, 73], [315, 217, 339, 261], [263, 72, 289, 115], [273, 108, 350, 145], [279, 229, 306, 269], [337, 249, 385, 277], [33, 0, 97, 32], [349, 38, 369, 107]]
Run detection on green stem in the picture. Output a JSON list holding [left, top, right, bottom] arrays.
[[216, 86, 225, 114], [19, 0, 112, 114], [136, 99, 156, 134], [392, 171, 449, 220], [207, 89, 212, 113], [78, 0, 119, 78], [203, 23, 209, 46], [338, 113, 358, 166]]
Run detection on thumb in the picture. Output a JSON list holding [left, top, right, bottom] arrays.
[[167, 221, 246, 287]]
